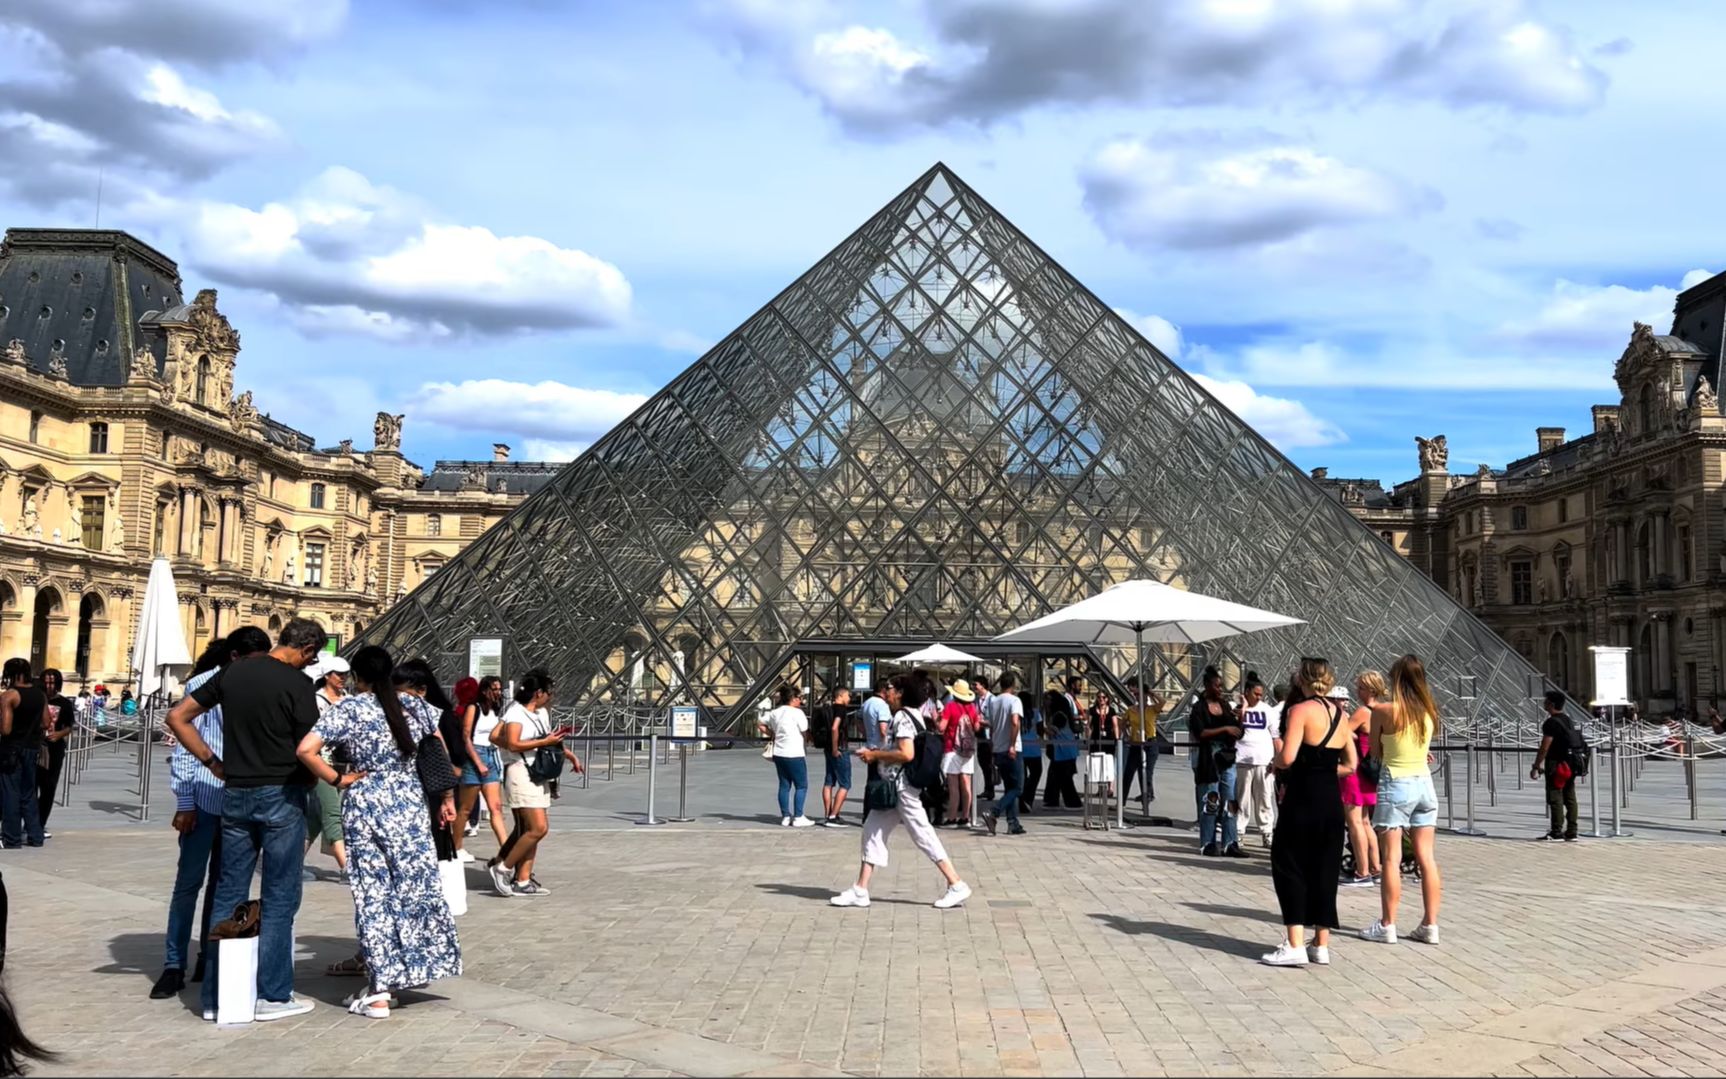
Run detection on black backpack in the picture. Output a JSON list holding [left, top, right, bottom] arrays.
[[902, 710, 944, 792], [809, 705, 832, 751], [1562, 718, 1591, 778]]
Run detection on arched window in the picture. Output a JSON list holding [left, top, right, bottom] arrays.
[[1640, 382, 1656, 433], [195, 356, 211, 406], [426, 513, 442, 537], [76, 593, 104, 678]]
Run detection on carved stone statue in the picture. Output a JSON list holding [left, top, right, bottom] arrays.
[[1698, 375, 1720, 412], [463, 463, 486, 489], [1471, 578, 1484, 607], [51, 527, 62, 544], [373, 412, 404, 451], [21, 496, 39, 539], [366, 565, 379, 591], [228, 389, 257, 430], [1475, 463, 1492, 479], [283, 553, 296, 585], [1536, 576, 1549, 603], [2, 339, 24, 366], [69, 498, 82, 545], [337, 438, 353, 455], [106, 494, 125, 554], [1562, 568, 1575, 598], [1415, 434, 1449, 472], [47, 353, 68, 379], [262, 536, 275, 580], [130, 345, 156, 380]]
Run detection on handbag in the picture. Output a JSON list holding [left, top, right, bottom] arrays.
[[438, 857, 468, 916], [527, 744, 564, 784], [863, 762, 899, 810], [415, 734, 459, 795]]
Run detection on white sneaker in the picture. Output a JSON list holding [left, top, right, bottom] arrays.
[[780, 816, 792, 827], [254, 995, 315, 1022], [933, 881, 972, 909], [1360, 920, 1398, 943], [1260, 942, 1309, 967], [489, 862, 515, 898], [1407, 923, 1440, 946], [1307, 944, 1330, 965], [455, 848, 475, 863], [463, 823, 480, 837], [830, 886, 871, 907], [791, 816, 817, 828]]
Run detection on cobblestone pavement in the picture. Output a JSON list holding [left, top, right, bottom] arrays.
[[11, 756, 1726, 1076]]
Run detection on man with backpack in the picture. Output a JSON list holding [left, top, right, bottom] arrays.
[[1531, 690, 1586, 842]]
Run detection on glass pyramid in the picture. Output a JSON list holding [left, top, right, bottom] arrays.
[[359, 164, 1553, 732]]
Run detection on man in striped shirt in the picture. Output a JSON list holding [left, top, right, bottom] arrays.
[[150, 626, 271, 1002]]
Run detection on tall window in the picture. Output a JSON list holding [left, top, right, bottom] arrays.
[[28, 411, 40, 443], [1510, 560, 1533, 605], [1557, 497, 1568, 523], [422, 560, 442, 580], [426, 513, 442, 537], [195, 357, 210, 405], [1640, 383, 1655, 433], [1679, 524, 1693, 581], [152, 499, 168, 554], [309, 483, 326, 509], [1510, 505, 1528, 530], [80, 495, 104, 550], [88, 422, 108, 453], [305, 542, 325, 587]]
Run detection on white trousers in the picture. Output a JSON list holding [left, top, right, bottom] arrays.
[[1235, 763, 1277, 841], [862, 791, 949, 868]]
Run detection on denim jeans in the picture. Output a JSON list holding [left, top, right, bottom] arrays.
[[164, 808, 223, 970], [201, 785, 309, 1011], [1122, 742, 1161, 802], [772, 756, 808, 818], [0, 750, 43, 847], [1196, 765, 1238, 849], [992, 753, 1023, 830], [1020, 756, 1042, 811]]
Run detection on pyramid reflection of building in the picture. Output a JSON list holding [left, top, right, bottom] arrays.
[[358, 164, 1554, 729]]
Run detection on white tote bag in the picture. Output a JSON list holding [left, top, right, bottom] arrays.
[[215, 936, 259, 1024], [438, 857, 468, 916]]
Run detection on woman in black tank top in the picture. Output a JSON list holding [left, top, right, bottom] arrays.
[[1262, 658, 1357, 968], [1, 658, 48, 848]]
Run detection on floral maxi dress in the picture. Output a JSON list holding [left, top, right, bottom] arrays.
[[313, 693, 462, 992]]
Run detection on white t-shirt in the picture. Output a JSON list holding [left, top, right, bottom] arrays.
[[765, 705, 808, 758], [473, 706, 502, 748], [1237, 701, 1279, 766], [497, 701, 552, 767], [984, 691, 1024, 754]]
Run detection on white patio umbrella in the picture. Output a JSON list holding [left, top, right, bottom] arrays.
[[894, 643, 986, 667], [132, 556, 193, 701]]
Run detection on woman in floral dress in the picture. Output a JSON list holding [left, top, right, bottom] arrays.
[[297, 645, 461, 1018]]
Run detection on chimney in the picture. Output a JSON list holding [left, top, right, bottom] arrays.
[[492, 443, 510, 462], [1591, 405, 1620, 434], [1536, 427, 1565, 453], [1310, 467, 1329, 481]]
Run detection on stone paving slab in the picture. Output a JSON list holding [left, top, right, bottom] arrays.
[[11, 751, 1726, 1077]]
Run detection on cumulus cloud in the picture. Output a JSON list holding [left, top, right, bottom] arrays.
[[1196, 334, 1615, 392], [1191, 373, 1344, 450], [173, 167, 632, 338], [0, 2, 343, 206], [520, 439, 588, 463], [413, 379, 648, 449], [1498, 271, 1712, 351], [1113, 308, 1183, 359], [1082, 136, 1437, 251], [716, 0, 1608, 133]]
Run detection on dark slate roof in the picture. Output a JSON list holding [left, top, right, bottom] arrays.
[[1504, 431, 1598, 478], [0, 229, 184, 385], [1312, 476, 1402, 510], [422, 460, 562, 496], [259, 415, 315, 453]]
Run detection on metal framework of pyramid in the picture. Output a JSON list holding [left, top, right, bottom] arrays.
[[358, 164, 1557, 730]]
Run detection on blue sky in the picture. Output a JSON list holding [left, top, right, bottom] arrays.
[[2, 0, 1719, 484]]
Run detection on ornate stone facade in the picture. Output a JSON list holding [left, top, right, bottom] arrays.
[[1320, 273, 1726, 716], [0, 228, 554, 686]]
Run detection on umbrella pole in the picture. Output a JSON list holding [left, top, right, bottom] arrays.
[[1122, 625, 1145, 830]]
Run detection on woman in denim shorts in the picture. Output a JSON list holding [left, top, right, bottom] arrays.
[[1361, 654, 1443, 946]]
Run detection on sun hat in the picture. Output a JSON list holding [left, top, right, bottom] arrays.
[[1325, 684, 1351, 699], [949, 679, 976, 703]]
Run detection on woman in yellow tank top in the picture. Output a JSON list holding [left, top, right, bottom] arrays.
[[1362, 655, 1443, 947]]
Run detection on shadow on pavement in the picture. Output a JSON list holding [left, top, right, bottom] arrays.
[[1181, 901, 1282, 924], [753, 883, 924, 906], [1088, 914, 1264, 959]]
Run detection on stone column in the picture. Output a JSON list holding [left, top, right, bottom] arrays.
[[178, 488, 195, 555], [1653, 611, 1675, 695], [105, 586, 133, 681]]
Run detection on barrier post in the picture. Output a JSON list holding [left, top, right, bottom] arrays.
[[1589, 762, 1601, 838], [635, 734, 663, 825], [606, 731, 615, 781], [1688, 731, 1699, 821], [1442, 748, 1455, 832], [137, 712, 153, 822], [581, 729, 591, 790], [1485, 731, 1497, 808], [1115, 739, 1127, 830], [665, 742, 695, 823], [1607, 708, 1630, 836], [1453, 742, 1486, 836]]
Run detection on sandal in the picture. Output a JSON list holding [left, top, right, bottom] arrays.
[[326, 956, 368, 977], [343, 991, 390, 1019]]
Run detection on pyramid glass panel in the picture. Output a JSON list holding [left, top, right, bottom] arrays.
[[358, 164, 1566, 730]]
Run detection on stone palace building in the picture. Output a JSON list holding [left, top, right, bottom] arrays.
[[1318, 269, 1726, 716], [0, 228, 555, 687]]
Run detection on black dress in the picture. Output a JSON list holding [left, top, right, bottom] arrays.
[[1270, 698, 1346, 929]]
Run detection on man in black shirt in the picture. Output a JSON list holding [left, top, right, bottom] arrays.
[[37, 668, 74, 838], [1530, 690, 1580, 842], [166, 617, 325, 1022], [0, 658, 47, 848]]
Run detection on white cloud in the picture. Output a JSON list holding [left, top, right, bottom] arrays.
[[1192, 373, 1345, 450], [1113, 308, 1182, 359], [413, 379, 648, 447], [1196, 335, 1615, 391], [1498, 271, 1712, 351], [172, 167, 633, 337], [716, 0, 1607, 133], [520, 439, 588, 463], [1082, 136, 1437, 251]]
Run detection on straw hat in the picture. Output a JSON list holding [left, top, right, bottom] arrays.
[[949, 679, 976, 702]]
